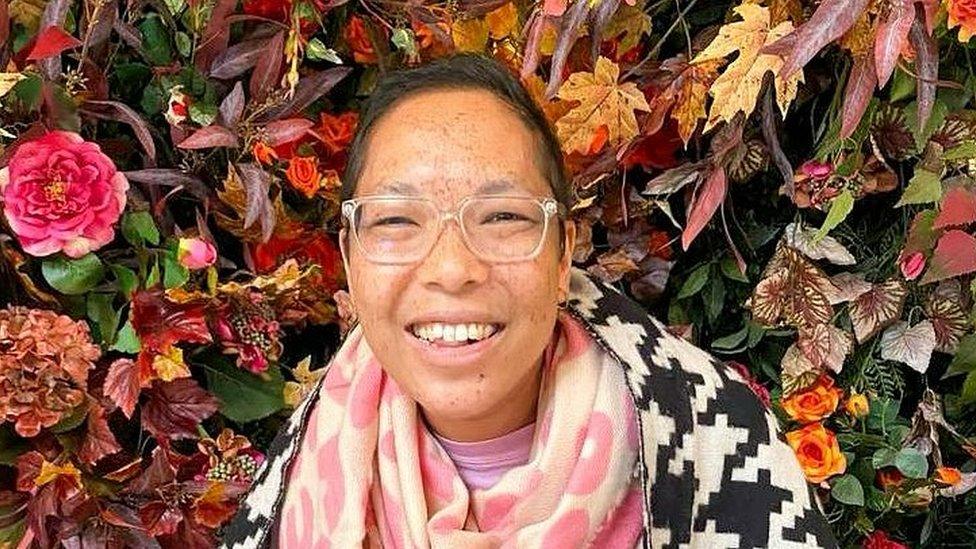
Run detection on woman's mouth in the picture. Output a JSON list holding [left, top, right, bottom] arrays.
[[408, 322, 503, 347]]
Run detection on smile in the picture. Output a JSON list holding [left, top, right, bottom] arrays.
[[409, 322, 502, 346]]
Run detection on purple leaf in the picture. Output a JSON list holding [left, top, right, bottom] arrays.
[[909, 6, 937, 135], [840, 54, 878, 140], [210, 37, 270, 79], [250, 31, 284, 103], [194, 0, 237, 72], [256, 67, 352, 122], [778, 0, 871, 78], [235, 163, 275, 242], [177, 125, 239, 149], [874, 0, 914, 88], [545, 0, 591, 99], [263, 118, 314, 146], [37, 0, 70, 79], [520, 12, 546, 79], [81, 100, 157, 164], [83, 0, 117, 51], [218, 81, 245, 127]]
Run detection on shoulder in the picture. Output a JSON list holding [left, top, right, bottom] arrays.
[[567, 268, 838, 548]]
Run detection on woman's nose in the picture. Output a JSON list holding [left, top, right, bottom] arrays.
[[416, 220, 489, 292]]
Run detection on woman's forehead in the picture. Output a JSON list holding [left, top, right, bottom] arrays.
[[358, 175, 551, 200]]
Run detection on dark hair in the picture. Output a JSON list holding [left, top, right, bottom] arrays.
[[340, 53, 573, 212]]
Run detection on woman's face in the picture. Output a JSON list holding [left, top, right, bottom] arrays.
[[340, 88, 575, 442]]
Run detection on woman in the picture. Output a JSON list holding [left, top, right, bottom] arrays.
[[222, 53, 837, 548]]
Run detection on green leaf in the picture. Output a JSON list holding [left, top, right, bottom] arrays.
[[895, 169, 942, 207], [9, 74, 43, 112], [204, 360, 286, 423], [815, 190, 854, 240], [944, 334, 976, 379], [962, 370, 976, 405], [42, 254, 105, 295], [872, 448, 898, 469], [719, 257, 748, 282], [0, 425, 30, 465], [391, 28, 418, 56], [50, 405, 88, 433], [907, 99, 948, 150], [139, 14, 174, 65], [712, 323, 750, 352], [865, 486, 888, 512], [677, 263, 710, 299], [306, 38, 343, 63], [87, 292, 120, 345], [161, 251, 189, 289], [830, 474, 865, 506], [705, 276, 725, 324], [110, 320, 141, 354], [110, 265, 139, 297], [188, 102, 218, 126], [894, 447, 929, 479], [147, 259, 161, 287], [866, 398, 900, 431], [122, 211, 160, 246], [175, 31, 192, 57], [944, 141, 976, 161]]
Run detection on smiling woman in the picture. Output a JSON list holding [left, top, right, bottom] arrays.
[[221, 53, 838, 548]]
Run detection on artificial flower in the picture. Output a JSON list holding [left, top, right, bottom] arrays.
[[948, 0, 976, 43], [178, 237, 218, 270], [0, 131, 128, 257], [781, 375, 844, 424], [285, 156, 321, 198], [786, 422, 847, 484], [0, 307, 101, 437]]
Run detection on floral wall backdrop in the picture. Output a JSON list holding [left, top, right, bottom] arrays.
[[1, 0, 976, 546]]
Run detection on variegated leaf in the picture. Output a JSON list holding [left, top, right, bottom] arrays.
[[880, 320, 936, 374], [849, 278, 908, 343]]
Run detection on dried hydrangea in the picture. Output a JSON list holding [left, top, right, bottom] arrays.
[[0, 307, 101, 437]]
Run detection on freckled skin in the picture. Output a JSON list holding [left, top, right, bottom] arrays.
[[339, 89, 576, 442]]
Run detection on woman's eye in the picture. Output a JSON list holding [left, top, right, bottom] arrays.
[[484, 211, 528, 223], [372, 216, 418, 227]]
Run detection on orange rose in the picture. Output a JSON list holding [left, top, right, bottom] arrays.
[[949, 0, 976, 42], [844, 392, 869, 419], [345, 15, 378, 64], [875, 467, 905, 490], [785, 422, 847, 484], [935, 466, 962, 486], [285, 156, 321, 198], [315, 112, 358, 155], [781, 374, 843, 424]]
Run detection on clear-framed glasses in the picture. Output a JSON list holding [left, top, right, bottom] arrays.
[[341, 194, 566, 264]]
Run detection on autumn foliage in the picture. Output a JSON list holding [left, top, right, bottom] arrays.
[[2, 0, 976, 546]]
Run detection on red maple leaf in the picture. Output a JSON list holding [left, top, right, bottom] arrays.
[[141, 378, 219, 440]]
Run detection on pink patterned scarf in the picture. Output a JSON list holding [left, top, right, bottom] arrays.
[[278, 310, 644, 547]]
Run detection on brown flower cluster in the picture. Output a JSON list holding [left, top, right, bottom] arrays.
[[0, 307, 101, 437]]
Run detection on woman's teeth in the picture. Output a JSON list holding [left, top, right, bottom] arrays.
[[410, 322, 499, 344]]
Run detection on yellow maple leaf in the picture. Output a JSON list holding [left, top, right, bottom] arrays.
[[452, 17, 489, 52], [692, 4, 803, 131], [486, 2, 519, 40], [648, 58, 723, 144], [283, 356, 326, 408], [9, 0, 47, 31], [555, 56, 651, 155], [152, 345, 191, 382], [35, 459, 82, 489]]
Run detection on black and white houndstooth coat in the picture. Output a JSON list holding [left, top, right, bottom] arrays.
[[221, 267, 839, 548]]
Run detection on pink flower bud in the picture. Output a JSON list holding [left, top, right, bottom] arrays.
[[177, 238, 217, 270], [900, 251, 925, 280], [799, 160, 834, 181]]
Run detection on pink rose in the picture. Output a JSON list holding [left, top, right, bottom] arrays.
[[178, 237, 217, 270], [900, 251, 926, 280], [0, 131, 128, 258]]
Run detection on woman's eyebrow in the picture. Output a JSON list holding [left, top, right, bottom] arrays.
[[375, 181, 421, 195], [476, 179, 521, 194]]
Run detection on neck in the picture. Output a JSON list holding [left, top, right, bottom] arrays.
[[423, 358, 544, 442]]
